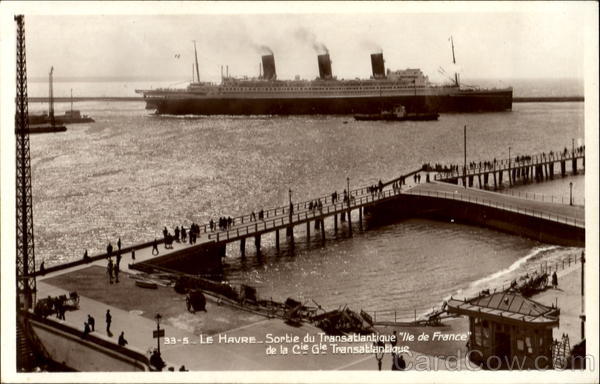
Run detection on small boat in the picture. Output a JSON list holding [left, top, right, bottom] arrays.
[[354, 105, 439, 121], [135, 280, 158, 289]]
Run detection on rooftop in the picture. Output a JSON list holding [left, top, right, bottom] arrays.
[[447, 291, 560, 326]]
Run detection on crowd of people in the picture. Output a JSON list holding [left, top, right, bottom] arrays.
[[422, 145, 586, 178], [210, 216, 233, 231], [308, 199, 323, 213], [367, 180, 385, 197]]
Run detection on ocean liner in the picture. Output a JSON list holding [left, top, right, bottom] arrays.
[[137, 42, 512, 115]]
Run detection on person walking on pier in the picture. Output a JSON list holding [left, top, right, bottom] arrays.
[[552, 271, 558, 289], [107, 242, 113, 258], [116, 251, 122, 270], [175, 226, 180, 241], [55, 300, 66, 321], [83, 322, 90, 339], [181, 226, 187, 242], [118, 331, 128, 347], [152, 238, 159, 255], [107, 258, 114, 284], [87, 314, 95, 332], [105, 309, 112, 335], [114, 262, 120, 283], [117, 237, 122, 252], [83, 249, 89, 261]]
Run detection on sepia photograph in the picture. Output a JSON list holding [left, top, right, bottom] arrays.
[[0, 1, 597, 382]]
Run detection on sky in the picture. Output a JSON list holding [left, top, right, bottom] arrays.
[[0, 2, 592, 84]]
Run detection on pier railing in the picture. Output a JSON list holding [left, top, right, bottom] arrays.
[[200, 169, 421, 238], [500, 190, 585, 206], [207, 188, 405, 242], [404, 188, 584, 228], [432, 147, 585, 180], [203, 180, 584, 243]]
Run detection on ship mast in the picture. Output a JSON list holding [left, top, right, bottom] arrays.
[[49, 66, 55, 126], [193, 40, 200, 83], [450, 36, 460, 88]]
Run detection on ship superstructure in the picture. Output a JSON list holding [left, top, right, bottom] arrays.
[[138, 46, 512, 115]]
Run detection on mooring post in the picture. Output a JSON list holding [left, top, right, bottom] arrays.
[[218, 244, 226, 258], [275, 229, 280, 251], [289, 227, 295, 247], [348, 209, 352, 236], [320, 219, 325, 241], [572, 157, 578, 175], [334, 213, 338, 231], [255, 235, 261, 253], [306, 221, 310, 239], [240, 238, 246, 258], [358, 207, 363, 230], [493, 172, 497, 190]]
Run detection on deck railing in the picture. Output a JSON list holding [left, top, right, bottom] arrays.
[[404, 188, 584, 228]]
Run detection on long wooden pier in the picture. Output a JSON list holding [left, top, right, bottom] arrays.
[[432, 147, 585, 189]]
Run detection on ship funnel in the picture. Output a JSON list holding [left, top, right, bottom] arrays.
[[317, 53, 332, 79], [370, 53, 385, 79], [261, 54, 276, 80]]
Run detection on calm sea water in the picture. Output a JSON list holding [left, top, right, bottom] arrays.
[[28, 97, 584, 319]]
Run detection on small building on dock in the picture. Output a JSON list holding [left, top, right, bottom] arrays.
[[447, 291, 559, 369]]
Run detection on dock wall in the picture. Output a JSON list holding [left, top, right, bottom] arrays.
[[26, 313, 150, 371], [130, 241, 224, 276], [366, 194, 584, 247]]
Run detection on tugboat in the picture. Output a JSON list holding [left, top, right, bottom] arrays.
[[354, 105, 439, 121], [29, 69, 94, 125]]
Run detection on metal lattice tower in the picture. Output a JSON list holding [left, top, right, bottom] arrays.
[[15, 14, 37, 309]]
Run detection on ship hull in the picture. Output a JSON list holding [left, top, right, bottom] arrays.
[[148, 90, 512, 115]]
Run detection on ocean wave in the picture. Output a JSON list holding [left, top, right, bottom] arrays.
[[443, 245, 560, 304], [468, 245, 559, 290]]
